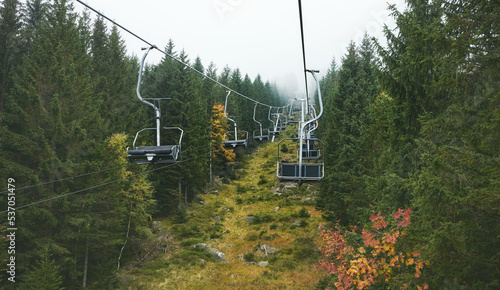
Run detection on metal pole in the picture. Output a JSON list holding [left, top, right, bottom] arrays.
[[298, 99, 305, 182], [297, 70, 323, 183], [223, 91, 238, 141], [253, 103, 263, 136], [137, 46, 162, 146]]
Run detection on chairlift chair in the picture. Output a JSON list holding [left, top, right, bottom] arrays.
[[268, 107, 281, 136], [223, 91, 248, 148], [277, 70, 324, 183], [127, 47, 184, 164], [252, 103, 269, 141]]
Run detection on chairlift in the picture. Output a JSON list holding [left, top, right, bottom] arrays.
[[279, 107, 288, 129], [252, 103, 269, 141], [223, 91, 248, 148], [127, 47, 184, 164], [277, 70, 324, 183], [268, 107, 281, 136]]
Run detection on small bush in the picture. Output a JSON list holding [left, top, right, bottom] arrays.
[[269, 223, 278, 230], [180, 238, 204, 247], [252, 212, 275, 224], [172, 223, 203, 239], [261, 270, 280, 280], [173, 247, 213, 266], [280, 144, 289, 153], [273, 259, 297, 270], [291, 207, 311, 218], [236, 183, 250, 194], [209, 223, 224, 239], [245, 231, 259, 241], [292, 237, 320, 262], [243, 252, 256, 262], [258, 174, 268, 185]]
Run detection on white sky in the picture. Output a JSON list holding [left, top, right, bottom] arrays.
[[75, 0, 407, 96]]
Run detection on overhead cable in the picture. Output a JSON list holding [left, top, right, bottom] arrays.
[[297, 0, 310, 109], [0, 152, 211, 214], [0, 143, 211, 196], [76, 0, 291, 110]]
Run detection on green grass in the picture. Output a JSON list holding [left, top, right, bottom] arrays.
[[116, 126, 324, 289]]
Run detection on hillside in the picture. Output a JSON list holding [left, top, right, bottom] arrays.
[[116, 126, 325, 289]]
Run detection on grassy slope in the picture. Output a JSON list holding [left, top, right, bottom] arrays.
[[118, 126, 324, 289]]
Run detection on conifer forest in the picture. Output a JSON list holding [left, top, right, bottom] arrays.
[[1, 0, 499, 289]]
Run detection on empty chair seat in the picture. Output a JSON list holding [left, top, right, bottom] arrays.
[[223, 139, 247, 148], [128, 145, 175, 155], [279, 163, 322, 180], [253, 135, 269, 141]]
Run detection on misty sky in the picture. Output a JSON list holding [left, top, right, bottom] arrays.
[[76, 0, 407, 96]]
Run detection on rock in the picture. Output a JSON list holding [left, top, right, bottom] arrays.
[[151, 221, 162, 230], [221, 207, 231, 212], [284, 183, 299, 191], [258, 261, 269, 267], [245, 216, 255, 225], [260, 244, 279, 255], [292, 221, 304, 227], [195, 243, 227, 263], [214, 215, 221, 222], [274, 206, 280, 212], [207, 190, 219, 195]]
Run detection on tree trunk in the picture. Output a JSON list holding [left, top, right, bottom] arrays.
[[117, 202, 133, 272], [83, 238, 89, 288]]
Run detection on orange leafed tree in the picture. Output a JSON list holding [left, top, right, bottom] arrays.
[[211, 104, 235, 165], [317, 209, 429, 290]]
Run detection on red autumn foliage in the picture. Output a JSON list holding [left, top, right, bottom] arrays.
[[317, 209, 428, 289]]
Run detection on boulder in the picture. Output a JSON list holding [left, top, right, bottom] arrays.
[[195, 243, 227, 263], [258, 261, 269, 267], [213, 215, 221, 222], [151, 221, 162, 230], [260, 244, 279, 255], [245, 216, 255, 225]]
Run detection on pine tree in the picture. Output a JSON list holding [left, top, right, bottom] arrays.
[[0, 0, 21, 115], [19, 252, 64, 289], [317, 40, 379, 226]]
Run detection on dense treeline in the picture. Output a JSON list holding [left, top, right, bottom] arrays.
[[317, 0, 500, 288], [0, 0, 284, 287]]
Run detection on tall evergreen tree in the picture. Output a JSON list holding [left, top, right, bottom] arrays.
[[0, 0, 21, 115], [317, 40, 379, 225]]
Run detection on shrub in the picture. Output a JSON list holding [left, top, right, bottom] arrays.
[[317, 209, 429, 289], [258, 174, 268, 185], [173, 247, 213, 266], [292, 237, 319, 262], [291, 207, 311, 218], [180, 238, 204, 247], [261, 270, 280, 280], [243, 252, 256, 262], [172, 223, 203, 239], [245, 231, 259, 241]]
